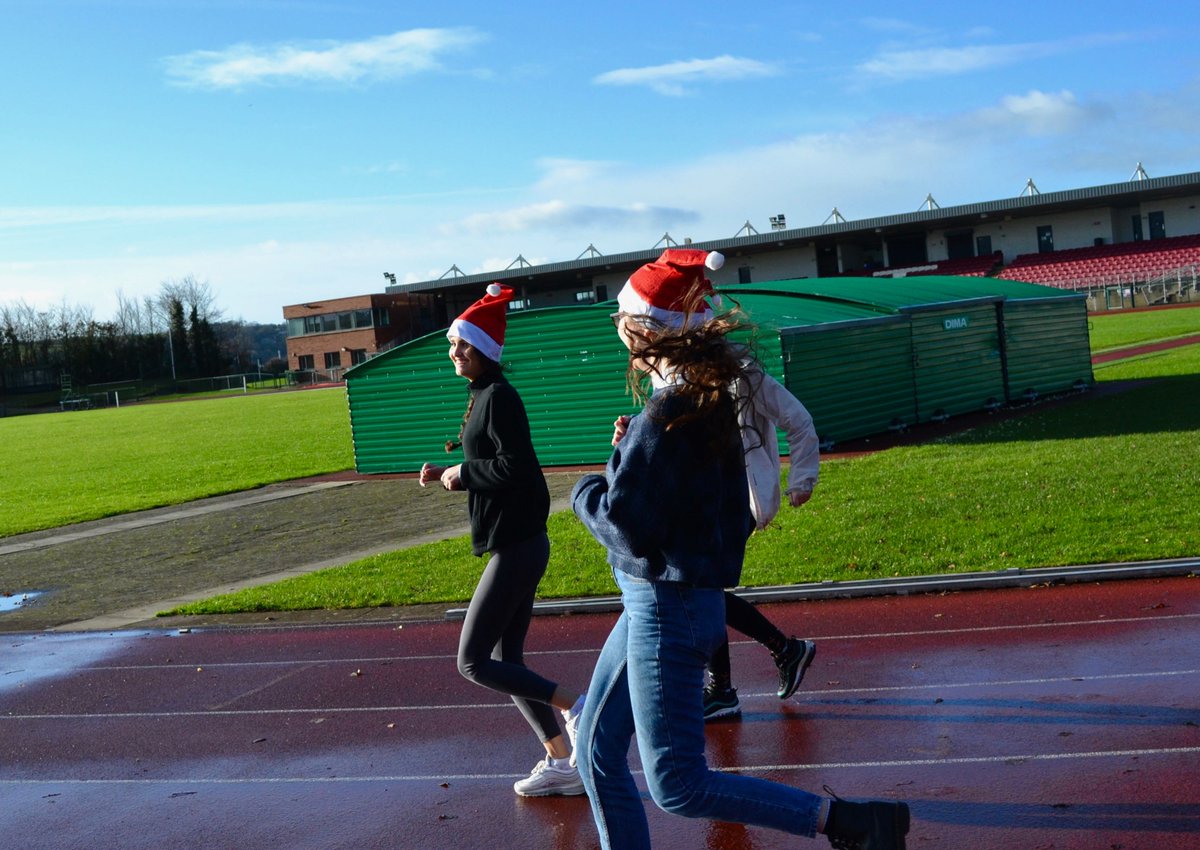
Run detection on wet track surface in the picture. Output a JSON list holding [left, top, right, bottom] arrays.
[[3, 575, 1198, 849]]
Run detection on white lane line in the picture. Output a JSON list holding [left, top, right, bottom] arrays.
[[2, 668, 1195, 721], [723, 745, 1200, 774], [74, 612, 1200, 672], [3, 746, 1198, 786], [797, 667, 1200, 697]]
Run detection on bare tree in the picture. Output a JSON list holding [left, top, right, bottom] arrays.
[[0, 273, 258, 397], [157, 276, 222, 323], [115, 291, 148, 337]]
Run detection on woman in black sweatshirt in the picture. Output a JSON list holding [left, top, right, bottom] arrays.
[[420, 284, 585, 798]]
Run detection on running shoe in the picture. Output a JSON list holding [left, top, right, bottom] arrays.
[[513, 757, 585, 797], [823, 786, 911, 850], [702, 683, 741, 720], [562, 694, 584, 767], [774, 638, 817, 700]]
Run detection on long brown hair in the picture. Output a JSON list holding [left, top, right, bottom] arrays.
[[621, 303, 755, 457]]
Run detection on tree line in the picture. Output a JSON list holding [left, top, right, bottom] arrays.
[[0, 276, 285, 396]]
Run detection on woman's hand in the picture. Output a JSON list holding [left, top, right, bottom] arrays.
[[419, 463, 445, 488], [440, 464, 464, 491], [611, 415, 631, 447], [419, 462, 464, 490]]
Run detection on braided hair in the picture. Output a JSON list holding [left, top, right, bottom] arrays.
[[445, 350, 505, 453]]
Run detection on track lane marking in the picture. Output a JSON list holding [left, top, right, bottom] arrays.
[[69, 612, 1200, 672], [2, 668, 1195, 720], [3, 746, 1198, 786]]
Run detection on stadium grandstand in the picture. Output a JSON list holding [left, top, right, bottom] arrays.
[[288, 168, 1200, 368], [996, 232, 1200, 288], [381, 168, 1200, 319]]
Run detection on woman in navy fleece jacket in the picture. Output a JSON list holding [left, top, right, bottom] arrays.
[[570, 250, 910, 850]]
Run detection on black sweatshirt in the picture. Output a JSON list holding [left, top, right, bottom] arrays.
[[456, 374, 550, 556]]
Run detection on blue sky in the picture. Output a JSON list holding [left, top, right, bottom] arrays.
[[2, 1, 1198, 324]]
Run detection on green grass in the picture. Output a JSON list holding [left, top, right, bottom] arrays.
[[0, 389, 353, 536], [1093, 337, 1200, 380], [7, 304, 1195, 614], [1088, 305, 1200, 351], [169, 340, 1200, 617]]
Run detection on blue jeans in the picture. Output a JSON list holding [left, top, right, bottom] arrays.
[[575, 570, 822, 849]]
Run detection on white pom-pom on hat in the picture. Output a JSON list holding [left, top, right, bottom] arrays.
[[486, 283, 502, 297], [706, 251, 725, 271]]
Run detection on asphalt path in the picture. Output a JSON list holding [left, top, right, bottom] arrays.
[[0, 473, 583, 633]]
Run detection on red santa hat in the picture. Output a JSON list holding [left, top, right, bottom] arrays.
[[447, 283, 513, 362], [616, 249, 725, 329]]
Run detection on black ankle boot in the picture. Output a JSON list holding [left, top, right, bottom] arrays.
[[823, 787, 910, 850]]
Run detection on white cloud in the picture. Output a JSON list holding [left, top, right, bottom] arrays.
[[593, 55, 778, 96], [968, 89, 1106, 136], [859, 42, 1049, 81], [533, 158, 621, 189], [449, 200, 698, 236], [858, 33, 1133, 82], [164, 28, 485, 90]]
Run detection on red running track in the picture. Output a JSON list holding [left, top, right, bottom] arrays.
[[2, 576, 1199, 850]]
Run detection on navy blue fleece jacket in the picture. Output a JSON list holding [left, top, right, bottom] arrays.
[[571, 387, 752, 588]]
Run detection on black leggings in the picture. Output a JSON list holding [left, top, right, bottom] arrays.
[[457, 532, 561, 742], [708, 591, 787, 687]]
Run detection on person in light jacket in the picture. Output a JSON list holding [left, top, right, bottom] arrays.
[[611, 355, 822, 720]]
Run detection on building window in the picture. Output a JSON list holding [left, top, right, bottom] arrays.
[[575, 290, 595, 303], [297, 354, 314, 371], [324, 351, 342, 369], [286, 306, 383, 339], [1037, 225, 1054, 253], [511, 299, 529, 310], [738, 266, 752, 284], [350, 349, 368, 366]]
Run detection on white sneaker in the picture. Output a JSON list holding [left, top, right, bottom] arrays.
[[562, 695, 585, 767], [513, 757, 585, 797]]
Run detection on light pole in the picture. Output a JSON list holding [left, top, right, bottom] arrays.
[[166, 324, 176, 380]]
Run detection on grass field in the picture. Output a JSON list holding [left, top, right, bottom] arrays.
[[1088, 305, 1200, 351], [167, 307, 1200, 617], [8, 305, 1194, 540], [1, 388, 353, 536], [7, 303, 1197, 617]]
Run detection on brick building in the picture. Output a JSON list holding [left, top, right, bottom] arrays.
[[282, 293, 442, 382]]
